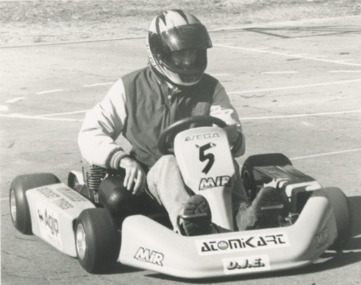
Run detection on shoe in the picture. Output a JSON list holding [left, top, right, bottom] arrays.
[[181, 195, 212, 236], [236, 186, 290, 230]]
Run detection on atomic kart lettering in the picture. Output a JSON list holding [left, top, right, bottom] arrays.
[[197, 233, 290, 255]]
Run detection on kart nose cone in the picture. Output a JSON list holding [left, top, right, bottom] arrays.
[[76, 223, 87, 260], [10, 189, 16, 223]]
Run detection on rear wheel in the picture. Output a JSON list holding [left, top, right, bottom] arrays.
[[241, 153, 292, 200], [75, 208, 121, 273], [9, 173, 60, 234], [318, 187, 351, 249]]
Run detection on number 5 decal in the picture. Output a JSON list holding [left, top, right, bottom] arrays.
[[198, 143, 216, 174]]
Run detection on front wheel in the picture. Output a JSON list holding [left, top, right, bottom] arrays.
[[75, 208, 121, 273], [9, 173, 60, 235]]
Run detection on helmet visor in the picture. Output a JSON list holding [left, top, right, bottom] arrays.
[[159, 24, 212, 52]]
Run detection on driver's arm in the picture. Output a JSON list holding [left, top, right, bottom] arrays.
[[210, 82, 245, 157], [78, 79, 128, 169], [78, 79, 146, 195]]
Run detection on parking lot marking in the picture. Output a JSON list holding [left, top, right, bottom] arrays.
[[229, 78, 361, 95], [211, 73, 229, 76], [83, 82, 114, 87], [0, 105, 9, 111], [329, 70, 361, 73], [38, 110, 88, 117], [2, 109, 360, 122], [291, 148, 361, 160], [215, 44, 361, 67], [0, 113, 83, 122], [6, 97, 25, 103], [261, 71, 298, 74], [239, 109, 361, 121], [35, 89, 63, 95]]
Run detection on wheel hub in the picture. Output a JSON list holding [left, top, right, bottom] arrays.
[[10, 189, 17, 223], [76, 223, 87, 260]]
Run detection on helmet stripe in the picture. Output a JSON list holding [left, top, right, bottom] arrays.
[[174, 9, 189, 24]]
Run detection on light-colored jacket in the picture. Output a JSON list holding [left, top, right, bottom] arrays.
[[78, 67, 244, 169]]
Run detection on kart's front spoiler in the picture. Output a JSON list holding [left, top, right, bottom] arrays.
[[119, 193, 337, 279]]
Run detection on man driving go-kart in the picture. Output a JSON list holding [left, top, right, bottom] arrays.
[[78, 9, 287, 235]]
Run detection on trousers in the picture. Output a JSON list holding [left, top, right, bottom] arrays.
[[146, 155, 250, 229]]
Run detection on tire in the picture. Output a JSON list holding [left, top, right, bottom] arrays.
[[75, 208, 121, 274], [9, 173, 60, 235], [241, 153, 292, 200], [316, 187, 352, 249]]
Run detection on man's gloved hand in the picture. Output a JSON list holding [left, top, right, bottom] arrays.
[[224, 125, 240, 145], [119, 156, 146, 196], [224, 125, 244, 156]]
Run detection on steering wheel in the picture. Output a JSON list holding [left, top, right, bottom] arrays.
[[157, 116, 226, 155]]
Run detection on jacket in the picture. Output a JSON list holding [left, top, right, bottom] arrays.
[[78, 67, 244, 169]]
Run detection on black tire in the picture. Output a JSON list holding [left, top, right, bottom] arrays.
[[241, 153, 292, 200], [316, 187, 352, 249], [9, 173, 60, 235], [75, 208, 121, 274]]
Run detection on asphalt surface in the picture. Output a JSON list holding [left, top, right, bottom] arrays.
[[1, 16, 361, 285]]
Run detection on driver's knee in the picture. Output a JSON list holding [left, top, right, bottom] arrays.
[[152, 155, 180, 179], [156, 155, 178, 169], [98, 176, 142, 217]]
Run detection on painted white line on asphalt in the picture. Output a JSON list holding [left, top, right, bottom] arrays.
[[211, 73, 229, 76], [215, 44, 361, 67], [229, 78, 361, 94], [36, 89, 63, 95], [0, 105, 9, 111], [3, 109, 360, 122], [329, 70, 361, 73], [83, 82, 114, 87], [0, 113, 83, 122], [38, 110, 88, 117], [6, 97, 24, 103], [239, 109, 361, 121], [291, 148, 361, 160], [261, 71, 298, 74]]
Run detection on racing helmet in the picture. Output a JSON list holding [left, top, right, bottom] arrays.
[[146, 10, 213, 86]]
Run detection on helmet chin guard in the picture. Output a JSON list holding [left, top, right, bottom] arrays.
[[146, 10, 212, 86]]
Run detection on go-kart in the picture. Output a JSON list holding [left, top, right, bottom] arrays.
[[9, 116, 351, 278]]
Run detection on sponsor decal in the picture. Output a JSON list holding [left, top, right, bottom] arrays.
[[199, 175, 232, 190], [53, 198, 74, 210], [134, 247, 164, 266], [223, 255, 270, 274], [197, 233, 289, 255], [56, 186, 88, 202], [314, 227, 330, 249], [37, 203, 62, 249], [38, 208, 59, 236], [185, 132, 220, 141], [37, 187, 60, 199]]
